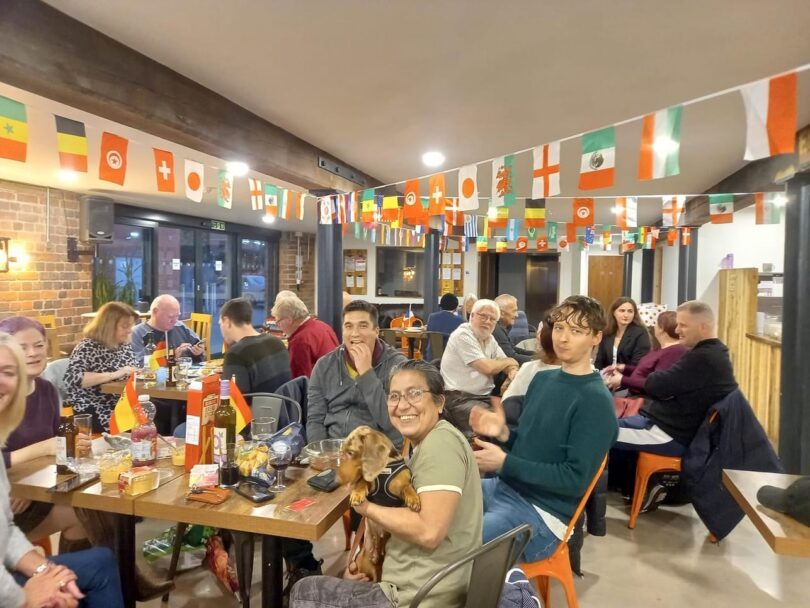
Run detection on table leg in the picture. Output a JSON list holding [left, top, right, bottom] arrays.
[[114, 514, 136, 608], [261, 535, 283, 608], [407, 337, 415, 359]]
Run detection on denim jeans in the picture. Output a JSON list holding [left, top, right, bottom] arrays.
[[12, 547, 124, 608], [291, 575, 393, 608], [482, 478, 560, 562]]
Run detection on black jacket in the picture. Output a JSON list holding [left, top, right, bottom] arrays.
[[642, 338, 738, 445], [593, 323, 651, 370], [682, 389, 783, 540], [492, 323, 534, 365]]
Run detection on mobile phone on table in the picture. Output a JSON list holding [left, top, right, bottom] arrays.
[[236, 481, 274, 503], [48, 473, 100, 493]]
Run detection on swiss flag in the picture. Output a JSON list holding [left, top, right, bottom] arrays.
[[99, 132, 128, 185], [537, 236, 548, 251], [153, 148, 175, 193], [427, 174, 448, 216], [573, 198, 594, 227]]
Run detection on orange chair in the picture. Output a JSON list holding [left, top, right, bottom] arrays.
[[521, 457, 607, 608], [627, 452, 682, 529], [390, 315, 424, 359]]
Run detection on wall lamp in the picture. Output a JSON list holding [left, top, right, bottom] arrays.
[[0, 237, 16, 273]]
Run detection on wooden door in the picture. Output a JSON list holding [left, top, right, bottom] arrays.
[[587, 256, 623, 310]]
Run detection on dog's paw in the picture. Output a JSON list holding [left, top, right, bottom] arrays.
[[405, 494, 422, 512], [350, 489, 367, 507]]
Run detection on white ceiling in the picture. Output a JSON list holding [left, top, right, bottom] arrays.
[[11, 0, 810, 229]]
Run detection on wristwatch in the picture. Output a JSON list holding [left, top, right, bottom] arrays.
[[32, 561, 51, 576]]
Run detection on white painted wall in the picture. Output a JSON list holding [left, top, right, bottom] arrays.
[[631, 251, 643, 303], [661, 240, 680, 309], [696, 205, 785, 312]]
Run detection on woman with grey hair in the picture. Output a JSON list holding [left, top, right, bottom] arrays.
[[271, 295, 339, 378], [460, 293, 478, 321]]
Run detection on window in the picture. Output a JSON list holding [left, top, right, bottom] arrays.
[[376, 248, 424, 297], [93, 225, 151, 309]]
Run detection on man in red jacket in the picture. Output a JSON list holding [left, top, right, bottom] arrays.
[[272, 294, 339, 378]]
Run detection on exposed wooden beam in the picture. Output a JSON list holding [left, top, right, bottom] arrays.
[[684, 124, 809, 225], [0, 0, 380, 192]]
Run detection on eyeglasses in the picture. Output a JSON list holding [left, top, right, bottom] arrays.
[[473, 312, 498, 323], [387, 387, 430, 406]]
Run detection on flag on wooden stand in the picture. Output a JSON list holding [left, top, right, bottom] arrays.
[[709, 194, 734, 224], [532, 142, 561, 198], [741, 72, 797, 160], [109, 375, 141, 435], [524, 199, 546, 228], [638, 106, 683, 180], [755, 192, 782, 225], [579, 127, 615, 190]]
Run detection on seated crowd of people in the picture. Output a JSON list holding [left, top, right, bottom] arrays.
[[0, 288, 743, 607]]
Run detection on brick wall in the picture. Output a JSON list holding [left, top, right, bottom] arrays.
[[0, 179, 92, 347], [277, 231, 316, 312]]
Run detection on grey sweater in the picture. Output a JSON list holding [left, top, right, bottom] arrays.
[[1, 458, 34, 608], [307, 341, 406, 447]]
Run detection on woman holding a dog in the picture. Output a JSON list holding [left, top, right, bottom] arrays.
[[291, 360, 483, 608]]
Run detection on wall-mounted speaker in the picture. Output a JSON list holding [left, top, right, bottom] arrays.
[[79, 196, 115, 242]]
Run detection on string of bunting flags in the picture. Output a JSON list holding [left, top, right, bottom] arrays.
[[0, 61, 801, 247]]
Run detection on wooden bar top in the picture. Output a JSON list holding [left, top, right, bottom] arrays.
[[722, 469, 810, 557], [134, 466, 349, 541]]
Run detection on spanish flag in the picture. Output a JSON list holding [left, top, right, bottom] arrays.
[[55, 116, 88, 172], [0, 95, 27, 162], [230, 377, 253, 433], [149, 340, 168, 370], [109, 374, 140, 435]]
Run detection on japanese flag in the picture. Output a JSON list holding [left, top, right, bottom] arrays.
[[457, 164, 479, 210], [184, 160, 204, 203]]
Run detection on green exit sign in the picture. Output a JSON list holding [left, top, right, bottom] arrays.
[[210, 220, 226, 231]]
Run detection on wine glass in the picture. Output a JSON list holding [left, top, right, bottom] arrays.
[[268, 441, 292, 492]]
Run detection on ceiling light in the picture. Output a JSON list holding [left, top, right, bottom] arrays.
[[652, 137, 679, 154], [262, 215, 275, 224], [57, 169, 79, 183], [773, 194, 788, 207], [421, 151, 445, 168], [226, 161, 249, 176], [611, 207, 620, 214]]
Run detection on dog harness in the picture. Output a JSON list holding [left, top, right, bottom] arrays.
[[367, 458, 410, 508]]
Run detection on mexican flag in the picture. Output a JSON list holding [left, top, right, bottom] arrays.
[[709, 194, 734, 224], [638, 106, 682, 180], [579, 127, 615, 190]]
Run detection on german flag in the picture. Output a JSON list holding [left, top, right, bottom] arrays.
[[524, 198, 546, 228], [109, 374, 140, 435], [229, 377, 253, 433], [55, 116, 88, 172], [0, 96, 27, 162]]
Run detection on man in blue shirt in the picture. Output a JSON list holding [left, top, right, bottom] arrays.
[[425, 293, 463, 359], [131, 295, 205, 363]]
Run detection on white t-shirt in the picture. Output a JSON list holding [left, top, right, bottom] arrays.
[[440, 323, 506, 395]]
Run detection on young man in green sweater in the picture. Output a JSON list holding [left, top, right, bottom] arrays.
[[470, 295, 618, 561]]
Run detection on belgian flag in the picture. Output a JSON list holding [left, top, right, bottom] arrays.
[[55, 116, 88, 172], [524, 198, 546, 228]]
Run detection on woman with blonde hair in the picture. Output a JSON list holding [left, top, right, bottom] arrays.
[[0, 332, 125, 607], [460, 293, 478, 321], [64, 302, 140, 432]]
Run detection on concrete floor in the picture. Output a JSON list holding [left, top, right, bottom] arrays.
[[134, 494, 809, 607]]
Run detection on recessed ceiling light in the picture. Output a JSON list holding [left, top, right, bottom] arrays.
[[262, 215, 275, 224], [57, 169, 78, 182], [421, 151, 445, 168], [226, 161, 249, 176]]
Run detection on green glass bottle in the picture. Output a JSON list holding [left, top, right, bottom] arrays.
[[213, 378, 236, 465]]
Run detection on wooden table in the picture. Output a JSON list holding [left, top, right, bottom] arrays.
[[101, 381, 192, 402], [394, 328, 426, 359], [722, 469, 810, 557], [135, 466, 349, 608], [9, 456, 186, 608]]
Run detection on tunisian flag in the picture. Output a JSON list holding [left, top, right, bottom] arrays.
[[99, 132, 128, 185]]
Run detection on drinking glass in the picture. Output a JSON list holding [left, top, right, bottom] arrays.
[[73, 414, 92, 460], [251, 417, 276, 443], [176, 357, 193, 389], [268, 442, 292, 492]]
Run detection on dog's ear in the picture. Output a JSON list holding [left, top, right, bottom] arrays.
[[361, 432, 394, 482]]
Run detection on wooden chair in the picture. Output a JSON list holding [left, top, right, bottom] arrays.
[[34, 315, 56, 329], [390, 315, 424, 359], [188, 313, 212, 355], [520, 457, 607, 608]]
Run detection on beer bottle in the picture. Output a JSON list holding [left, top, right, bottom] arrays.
[[56, 414, 76, 474], [166, 348, 177, 387], [213, 378, 236, 464]]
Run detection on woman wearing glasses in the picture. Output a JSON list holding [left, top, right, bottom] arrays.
[[291, 360, 483, 608]]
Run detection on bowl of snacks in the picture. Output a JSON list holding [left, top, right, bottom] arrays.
[[303, 439, 344, 471]]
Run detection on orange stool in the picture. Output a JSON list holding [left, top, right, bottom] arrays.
[[521, 457, 607, 608], [33, 537, 53, 556], [628, 452, 682, 529]]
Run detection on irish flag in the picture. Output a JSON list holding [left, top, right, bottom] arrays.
[[579, 127, 615, 190], [741, 73, 796, 161], [229, 378, 253, 433], [709, 194, 734, 224], [109, 375, 141, 435], [755, 192, 781, 225], [638, 106, 682, 180], [615, 197, 637, 229]]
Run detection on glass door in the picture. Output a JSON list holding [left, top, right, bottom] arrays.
[[239, 238, 269, 326], [199, 231, 233, 353], [156, 227, 196, 317]]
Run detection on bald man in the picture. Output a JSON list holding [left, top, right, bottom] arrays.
[[131, 295, 205, 363]]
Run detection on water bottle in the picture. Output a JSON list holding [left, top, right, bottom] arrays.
[[155, 367, 168, 389]]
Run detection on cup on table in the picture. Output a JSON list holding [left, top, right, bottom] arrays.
[[73, 414, 92, 460], [251, 417, 276, 443], [176, 357, 193, 388]]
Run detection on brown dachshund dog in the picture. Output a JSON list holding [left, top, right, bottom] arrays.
[[338, 426, 420, 581]]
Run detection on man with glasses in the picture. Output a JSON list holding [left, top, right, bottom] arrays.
[[271, 293, 338, 378], [440, 299, 520, 435], [131, 294, 205, 363]]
